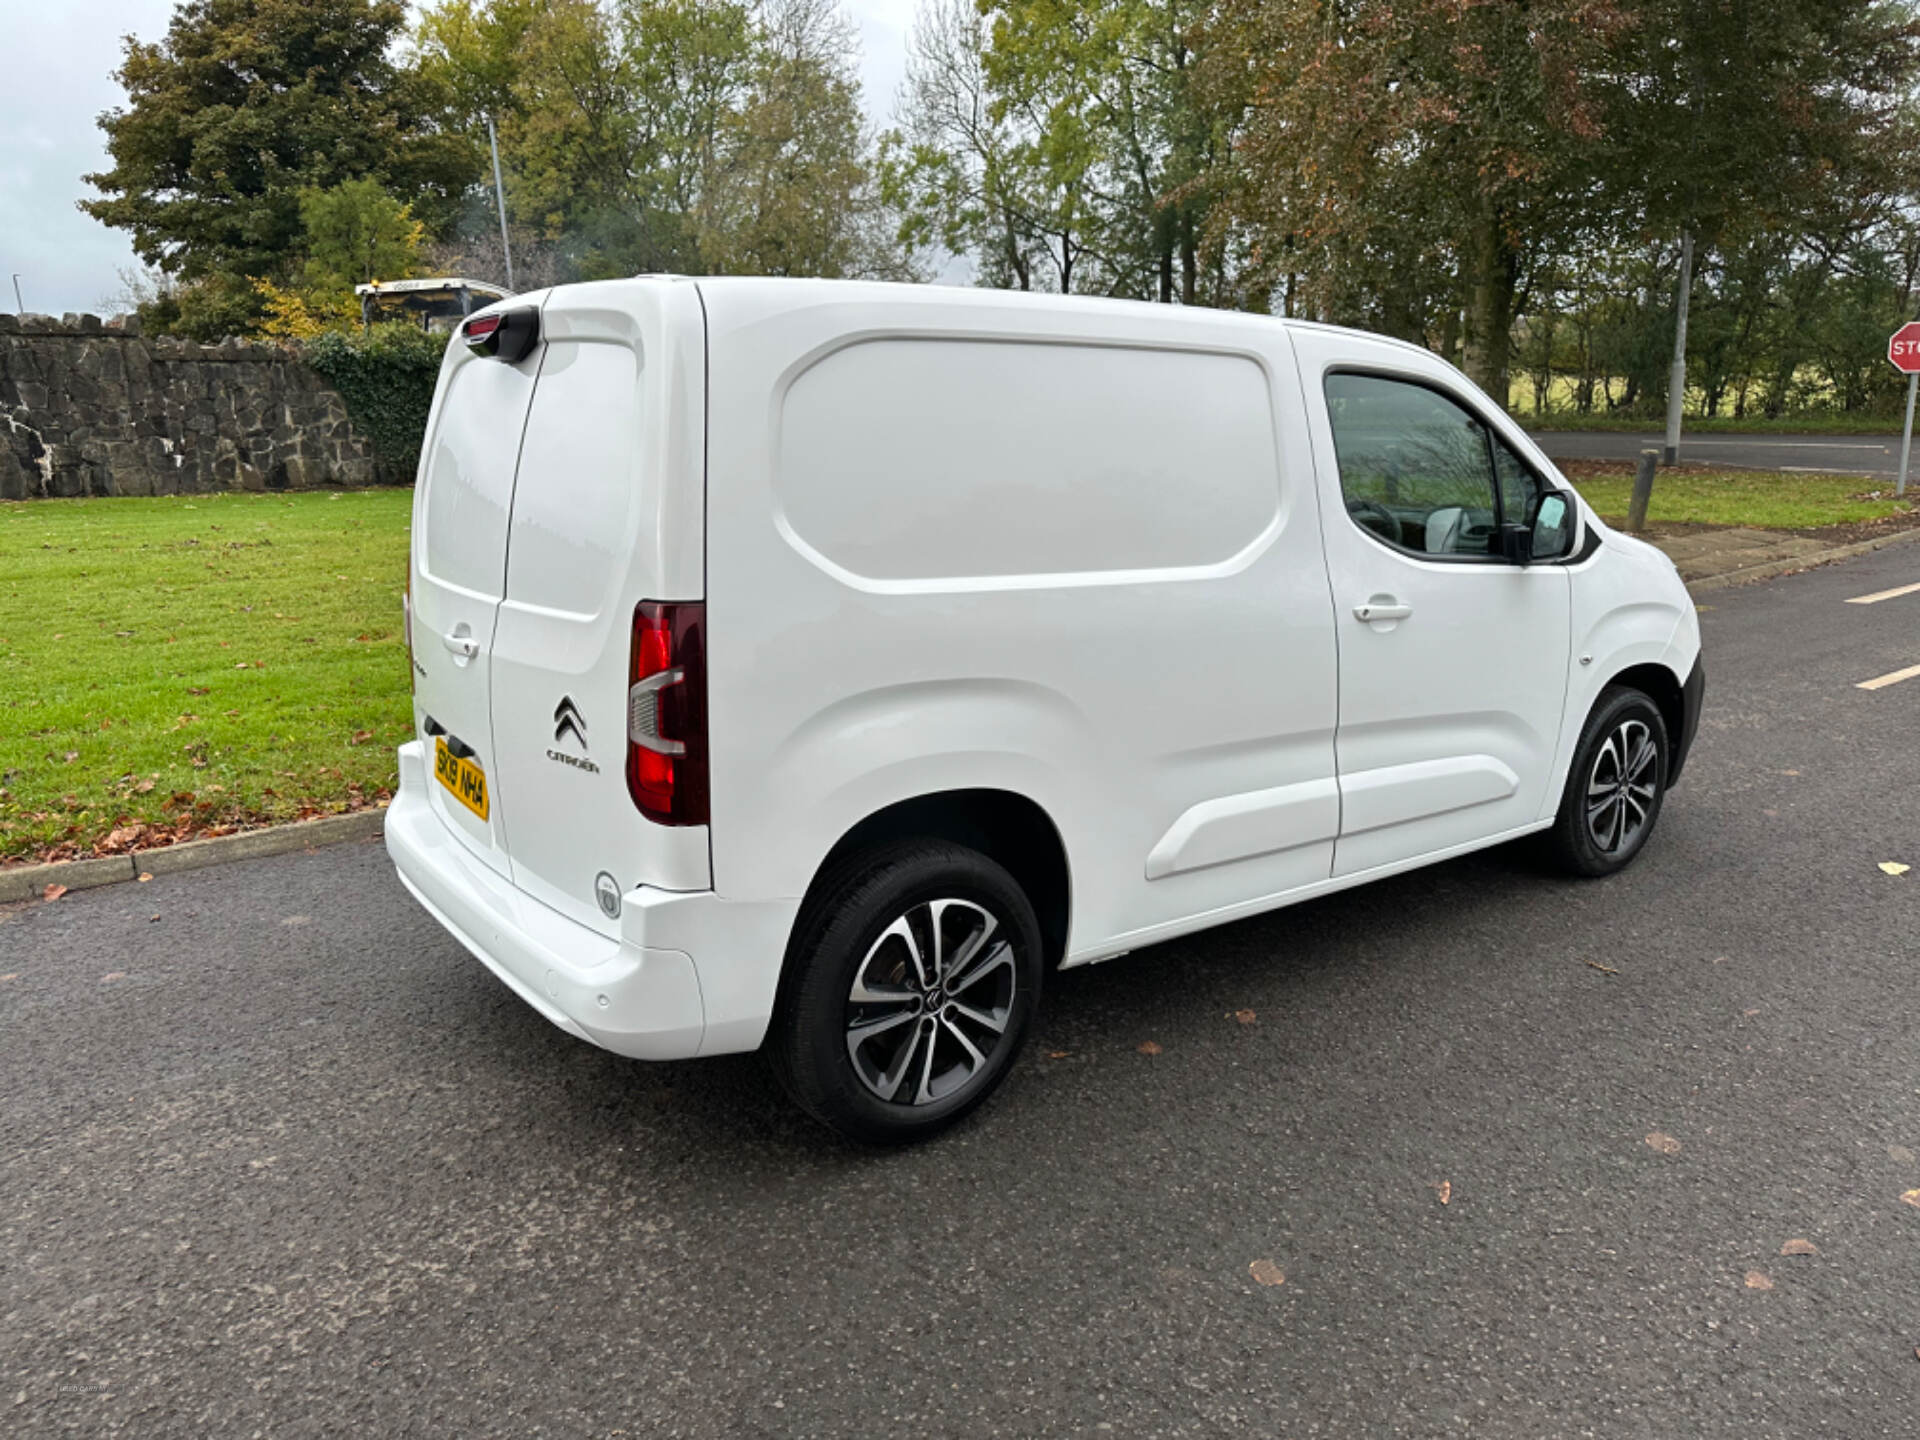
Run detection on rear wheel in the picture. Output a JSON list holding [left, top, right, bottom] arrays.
[[769, 841, 1043, 1144], [1542, 686, 1669, 878]]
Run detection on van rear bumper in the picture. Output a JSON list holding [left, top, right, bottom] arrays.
[[386, 741, 796, 1061]]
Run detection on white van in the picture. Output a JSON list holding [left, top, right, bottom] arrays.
[[386, 277, 1704, 1142]]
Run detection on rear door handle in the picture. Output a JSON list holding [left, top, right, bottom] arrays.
[[441, 626, 479, 659], [1353, 600, 1412, 623]]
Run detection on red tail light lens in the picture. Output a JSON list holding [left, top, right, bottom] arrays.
[[627, 601, 708, 826]]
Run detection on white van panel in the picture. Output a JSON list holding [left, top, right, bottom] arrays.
[[700, 279, 1341, 959], [504, 338, 643, 619], [776, 339, 1279, 583], [420, 355, 531, 598], [410, 313, 547, 877], [490, 281, 710, 935]]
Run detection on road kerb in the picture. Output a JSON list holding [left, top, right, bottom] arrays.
[[0, 854, 138, 905], [1684, 524, 1920, 595], [1, 810, 387, 903]]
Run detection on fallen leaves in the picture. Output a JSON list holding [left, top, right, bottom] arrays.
[[1646, 1131, 1682, 1155], [1901, 1190, 1920, 1209], [1880, 861, 1911, 877], [137, 873, 153, 883], [1779, 1238, 1818, 1257], [1585, 960, 1620, 975], [1137, 1040, 1163, 1056], [1248, 1259, 1286, 1287], [1232, 1009, 1256, 1025], [100, 972, 126, 984], [1435, 1180, 1452, 1206], [1744, 1271, 1774, 1291], [41, 883, 66, 902]]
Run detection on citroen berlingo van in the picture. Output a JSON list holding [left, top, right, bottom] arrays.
[[386, 277, 1704, 1143]]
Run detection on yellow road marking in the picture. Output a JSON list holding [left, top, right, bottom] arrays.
[[1856, 662, 1920, 691], [1845, 580, 1920, 605]]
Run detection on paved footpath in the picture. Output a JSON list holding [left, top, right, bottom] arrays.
[[5, 548, 1920, 1438]]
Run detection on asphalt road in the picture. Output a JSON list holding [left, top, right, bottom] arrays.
[[1530, 430, 1911, 479], [6, 547, 1920, 1438]]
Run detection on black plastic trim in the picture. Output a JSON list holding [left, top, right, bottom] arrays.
[[1667, 656, 1706, 789], [465, 305, 541, 364]]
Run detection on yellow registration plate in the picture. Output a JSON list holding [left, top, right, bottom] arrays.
[[434, 737, 489, 821]]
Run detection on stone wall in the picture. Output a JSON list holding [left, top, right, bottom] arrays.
[[0, 314, 388, 500]]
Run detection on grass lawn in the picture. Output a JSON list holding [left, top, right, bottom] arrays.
[[1565, 466, 1913, 530], [1, 489, 412, 864], [1521, 413, 1908, 436]]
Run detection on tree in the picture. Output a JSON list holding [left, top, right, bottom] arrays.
[[414, 0, 900, 281], [1206, 0, 1630, 398], [299, 179, 428, 289], [701, 0, 876, 276], [83, 0, 480, 309]]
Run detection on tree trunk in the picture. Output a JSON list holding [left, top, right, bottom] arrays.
[[1461, 202, 1518, 407], [1438, 302, 1462, 369]]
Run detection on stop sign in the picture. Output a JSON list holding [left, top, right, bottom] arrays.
[[1891, 321, 1920, 373]]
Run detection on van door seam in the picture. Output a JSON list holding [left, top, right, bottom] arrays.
[[1279, 325, 1346, 850]]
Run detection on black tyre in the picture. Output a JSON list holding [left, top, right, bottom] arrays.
[[1542, 685, 1670, 878], [768, 841, 1044, 1145]]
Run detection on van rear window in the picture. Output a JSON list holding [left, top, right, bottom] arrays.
[[775, 339, 1280, 582]]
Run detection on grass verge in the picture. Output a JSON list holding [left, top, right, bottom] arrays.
[[1523, 414, 1906, 436], [1563, 465, 1913, 530], [1, 490, 411, 864]]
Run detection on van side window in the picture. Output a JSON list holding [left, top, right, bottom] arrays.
[[1324, 373, 1499, 558], [1492, 434, 1547, 527]]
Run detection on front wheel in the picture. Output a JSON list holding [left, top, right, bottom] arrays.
[[1542, 686, 1669, 878], [768, 842, 1043, 1145]]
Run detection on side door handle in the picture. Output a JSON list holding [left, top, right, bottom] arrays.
[[1353, 599, 1412, 623]]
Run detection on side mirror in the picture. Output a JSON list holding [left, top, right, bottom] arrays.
[[1530, 490, 1576, 561], [1498, 522, 1533, 565]]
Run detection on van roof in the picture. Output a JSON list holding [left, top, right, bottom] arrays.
[[612, 274, 1440, 366]]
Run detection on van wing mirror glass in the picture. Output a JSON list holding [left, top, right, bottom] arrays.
[[1531, 490, 1575, 561]]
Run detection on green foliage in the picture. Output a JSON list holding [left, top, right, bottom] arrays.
[[83, 0, 482, 309], [299, 179, 429, 290], [1569, 467, 1912, 530], [303, 324, 448, 482], [885, 0, 1230, 300], [412, 0, 902, 280], [0, 490, 412, 862]]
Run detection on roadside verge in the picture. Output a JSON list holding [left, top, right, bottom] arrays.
[[1, 810, 386, 904]]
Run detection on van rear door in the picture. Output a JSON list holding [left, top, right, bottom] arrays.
[[488, 280, 710, 934], [409, 298, 547, 877]]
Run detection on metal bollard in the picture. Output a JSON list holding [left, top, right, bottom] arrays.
[[1626, 448, 1659, 534]]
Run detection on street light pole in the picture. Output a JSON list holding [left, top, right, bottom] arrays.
[[1663, 232, 1693, 466], [487, 114, 515, 293], [11, 274, 22, 315]]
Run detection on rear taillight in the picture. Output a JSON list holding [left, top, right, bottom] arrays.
[[627, 601, 708, 826], [464, 306, 540, 362]]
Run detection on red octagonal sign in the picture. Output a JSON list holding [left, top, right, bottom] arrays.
[[1891, 321, 1920, 373]]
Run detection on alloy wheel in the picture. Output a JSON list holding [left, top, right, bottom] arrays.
[[845, 898, 1018, 1106], [1585, 717, 1658, 855]]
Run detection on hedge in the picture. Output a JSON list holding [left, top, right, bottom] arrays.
[[303, 323, 448, 483]]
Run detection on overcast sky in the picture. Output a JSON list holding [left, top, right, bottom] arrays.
[[0, 0, 918, 318]]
